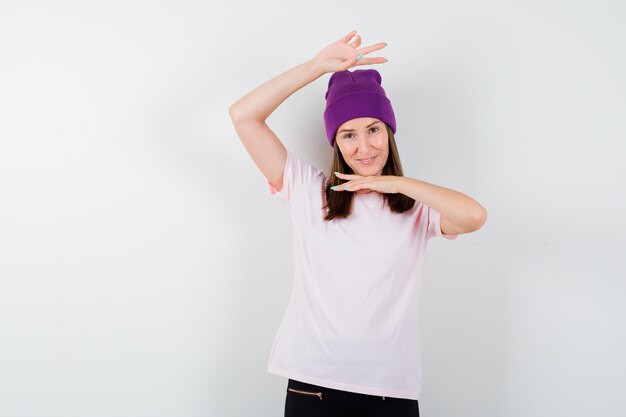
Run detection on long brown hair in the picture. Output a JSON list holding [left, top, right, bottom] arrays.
[[322, 124, 416, 221]]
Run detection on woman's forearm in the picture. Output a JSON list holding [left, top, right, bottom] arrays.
[[397, 177, 487, 230], [229, 59, 324, 122]]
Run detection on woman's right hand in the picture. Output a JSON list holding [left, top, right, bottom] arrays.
[[311, 30, 388, 75]]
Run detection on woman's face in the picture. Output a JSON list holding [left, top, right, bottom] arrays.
[[335, 117, 389, 178]]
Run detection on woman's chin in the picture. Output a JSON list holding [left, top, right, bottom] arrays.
[[355, 168, 381, 177]]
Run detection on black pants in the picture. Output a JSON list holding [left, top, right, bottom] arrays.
[[284, 378, 419, 417]]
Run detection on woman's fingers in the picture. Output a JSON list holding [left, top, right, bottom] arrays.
[[354, 56, 388, 66], [331, 174, 366, 191], [342, 30, 358, 44], [356, 41, 387, 57], [331, 182, 353, 191], [321, 32, 388, 71], [352, 42, 388, 66], [334, 172, 359, 178], [349, 34, 361, 49]]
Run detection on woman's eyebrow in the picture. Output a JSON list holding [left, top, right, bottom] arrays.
[[338, 121, 380, 134]]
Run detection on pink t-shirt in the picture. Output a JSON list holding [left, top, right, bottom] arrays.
[[266, 149, 457, 400]]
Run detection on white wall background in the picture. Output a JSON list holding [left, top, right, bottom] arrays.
[[1, 1, 625, 416]]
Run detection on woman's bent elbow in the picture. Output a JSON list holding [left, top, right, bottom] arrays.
[[472, 207, 488, 230]]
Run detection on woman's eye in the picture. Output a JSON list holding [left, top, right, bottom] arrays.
[[344, 128, 377, 139], [343, 127, 379, 139]]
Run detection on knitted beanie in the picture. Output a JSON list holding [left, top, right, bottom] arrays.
[[323, 68, 396, 147]]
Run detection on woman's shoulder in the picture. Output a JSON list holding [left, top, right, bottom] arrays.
[[286, 149, 327, 177]]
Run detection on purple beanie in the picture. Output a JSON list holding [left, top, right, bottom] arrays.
[[323, 68, 396, 147]]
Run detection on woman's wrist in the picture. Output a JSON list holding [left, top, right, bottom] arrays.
[[306, 57, 328, 79]]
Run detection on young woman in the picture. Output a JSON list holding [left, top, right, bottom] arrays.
[[229, 30, 487, 417]]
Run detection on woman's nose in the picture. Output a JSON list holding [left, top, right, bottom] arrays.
[[357, 137, 372, 151]]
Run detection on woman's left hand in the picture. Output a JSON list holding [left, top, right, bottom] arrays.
[[331, 172, 402, 194]]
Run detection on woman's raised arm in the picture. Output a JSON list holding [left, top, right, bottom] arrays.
[[228, 30, 387, 192], [228, 60, 322, 192]]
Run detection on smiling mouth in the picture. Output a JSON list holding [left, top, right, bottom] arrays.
[[357, 156, 377, 165]]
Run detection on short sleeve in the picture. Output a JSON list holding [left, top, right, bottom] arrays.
[[427, 205, 458, 240], [267, 149, 323, 208]]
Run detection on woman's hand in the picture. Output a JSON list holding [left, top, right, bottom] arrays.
[[312, 30, 388, 74], [331, 172, 402, 194]]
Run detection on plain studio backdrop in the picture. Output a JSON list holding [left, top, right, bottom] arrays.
[[1, 1, 625, 416]]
